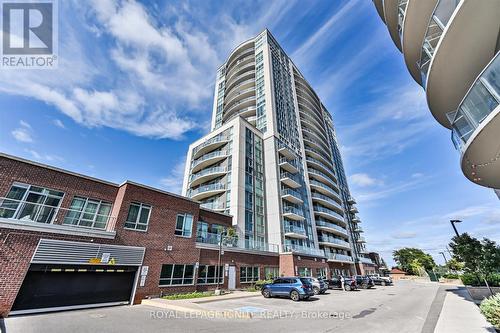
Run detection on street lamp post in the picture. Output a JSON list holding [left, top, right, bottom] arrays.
[[450, 219, 462, 237], [439, 251, 448, 265]]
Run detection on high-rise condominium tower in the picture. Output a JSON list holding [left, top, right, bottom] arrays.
[[182, 30, 373, 274], [373, 0, 500, 196]]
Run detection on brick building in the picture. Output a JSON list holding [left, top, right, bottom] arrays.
[[0, 153, 336, 316]]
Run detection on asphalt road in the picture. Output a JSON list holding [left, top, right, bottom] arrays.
[[4, 280, 441, 333]]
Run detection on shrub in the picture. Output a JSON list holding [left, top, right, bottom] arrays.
[[460, 273, 500, 286], [480, 293, 500, 329], [245, 286, 258, 292], [162, 291, 214, 300], [442, 273, 460, 279], [254, 279, 273, 290]]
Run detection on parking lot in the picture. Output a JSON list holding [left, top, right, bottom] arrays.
[[4, 280, 453, 333]]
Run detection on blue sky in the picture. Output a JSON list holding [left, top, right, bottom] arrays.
[[1, 0, 498, 267]]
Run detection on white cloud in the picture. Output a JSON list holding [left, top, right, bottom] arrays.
[[24, 149, 64, 163], [53, 119, 66, 129], [11, 120, 34, 143], [391, 231, 417, 239], [349, 173, 383, 187], [160, 158, 186, 194]]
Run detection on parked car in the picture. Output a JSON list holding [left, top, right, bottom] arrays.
[[367, 274, 393, 286], [261, 277, 315, 301], [353, 275, 375, 289], [325, 276, 357, 291], [303, 277, 328, 295]]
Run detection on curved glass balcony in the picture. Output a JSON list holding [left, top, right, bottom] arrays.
[[188, 183, 226, 200], [282, 205, 305, 221], [311, 192, 343, 212], [450, 53, 500, 151], [192, 135, 230, 159], [189, 166, 228, 187], [309, 179, 340, 200], [313, 205, 345, 224], [397, 0, 409, 40], [315, 219, 348, 236], [318, 235, 350, 249], [281, 188, 303, 204], [324, 252, 353, 263], [191, 150, 229, 172], [200, 201, 226, 211], [417, 0, 460, 85], [283, 244, 325, 257]]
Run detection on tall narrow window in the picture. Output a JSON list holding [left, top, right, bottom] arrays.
[[175, 213, 193, 237], [124, 202, 151, 231]]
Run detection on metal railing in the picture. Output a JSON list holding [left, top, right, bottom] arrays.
[[317, 235, 350, 248], [283, 205, 305, 218], [188, 183, 226, 197], [0, 197, 116, 230], [281, 188, 302, 200], [200, 202, 226, 211], [324, 252, 353, 262], [451, 52, 500, 152], [315, 219, 348, 234], [311, 192, 343, 211], [190, 166, 227, 183], [192, 135, 229, 156], [192, 150, 229, 170], [283, 244, 325, 257], [196, 231, 279, 253], [284, 224, 306, 235], [359, 257, 374, 265]]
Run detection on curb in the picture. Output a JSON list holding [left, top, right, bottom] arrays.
[[194, 293, 262, 304]]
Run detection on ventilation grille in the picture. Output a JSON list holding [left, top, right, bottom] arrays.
[[32, 239, 145, 266]]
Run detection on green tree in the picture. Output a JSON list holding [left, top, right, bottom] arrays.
[[446, 258, 465, 272], [393, 248, 436, 275], [449, 233, 500, 288]]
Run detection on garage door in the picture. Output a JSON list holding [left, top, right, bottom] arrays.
[[11, 264, 137, 313]]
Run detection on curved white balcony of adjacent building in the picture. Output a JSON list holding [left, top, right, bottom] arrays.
[[279, 157, 299, 174], [224, 77, 255, 101], [294, 78, 322, 108], [401, 0, 439, 85], [426, 0, 500, 128], [318, 235, 351, 250], [226, 46, 254, 70], [305, 146, 333, 169], [306, 157, 337, 182], [349, 205, 359, 214], [282, 205, 305, 221], [282, 244, 326, 257], [315, 219, 348, 237], [297, 95, 324, 123], [373, 0, 386, 23], [300, 119, 329, 143], [354, 226, 364, 233], [347, 197, 356, 205], [224, 87, 256, 112], [281, 188, 304, 205], [308, 167, 339, 188], [191, 150, 229, 173], [280, 171, 301, 189], [324, 252, 354, 264], [284, 224, 308, 240], [200, 201, 226, 212], [223, 95, 256, 120], [189, 166, 228, 188], [225, 54, 255, 81], [222, 106, 256, 124], [188, 183, 226, 201], [226, 40, 254, 69], [224, 62, 255, 89], [192, 135, 230, 160], [417, 0, 460, 87], [311, 191, 343, 214], [309, 179, 341, 202], [314, 205, 346, 225], [303, 139, 333, 164], [224, 70, 256, 96], [302, 130, 331, 154], [396, 0, 409, 43], [383, 0, 403, 51], [450, 52, 500, 188], [299, 110, 326, 135]]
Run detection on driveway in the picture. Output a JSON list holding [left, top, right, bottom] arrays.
[[3, 280, 490, 333]]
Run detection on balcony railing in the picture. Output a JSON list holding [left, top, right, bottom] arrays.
[[188, 183, 226, 197], [324, 252, 353, 262], [196, 232, 279, 253], [283, 205, 305, 218], [0, 197, 116, 230], [309, 179, 338, 196], [311, 192, 343, 211], [315, 219, 348, 234], [283, 244, 325, 257], [417, 0, 460, 85], [190, 166, 227, 183], [284, 224, 306, 235], [281, 188, 302, 200], [313, 205, 345, 222], [200, 202, 226, 211], [192, 135, 229, 157], [192, 150, 229, 169], [318, 235, 350, 248], [359, 257, 374, 265], [450, 52, 500, 152], [397, 0, 409, 39]]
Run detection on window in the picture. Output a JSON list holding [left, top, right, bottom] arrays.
[[298, 267, 311, 277], [264, 267, 280, 280], [175, 213, 193, 237], [159, 264, 194, 286], [0, 183, 64, 223], [316, 267, 327, 278], [240, 266, 259, 283], [196, 221, 208, 241], [197, 265, 223, 284], [63, 196, 112, 229], [124, 202, 151, 231]]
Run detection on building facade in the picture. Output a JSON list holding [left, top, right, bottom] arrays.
[[373, 0, 500, 194], [182, 30, 373, 276]]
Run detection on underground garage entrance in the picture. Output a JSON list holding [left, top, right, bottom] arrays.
[[9, 238, 145, 315]]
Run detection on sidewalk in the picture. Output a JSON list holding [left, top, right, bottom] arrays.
[[141, 291, 261, 317], [434, 287, 495, 333]]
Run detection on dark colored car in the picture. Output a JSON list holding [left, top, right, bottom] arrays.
[[261, 277, 315, 301], [354, 275, 375, 289], [325, 276, 357, 291], [303, 277, 328, 295], [367, 274, 393, 286]]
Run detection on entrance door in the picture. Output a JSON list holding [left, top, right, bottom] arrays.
[[228, 266, 236, 290]]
